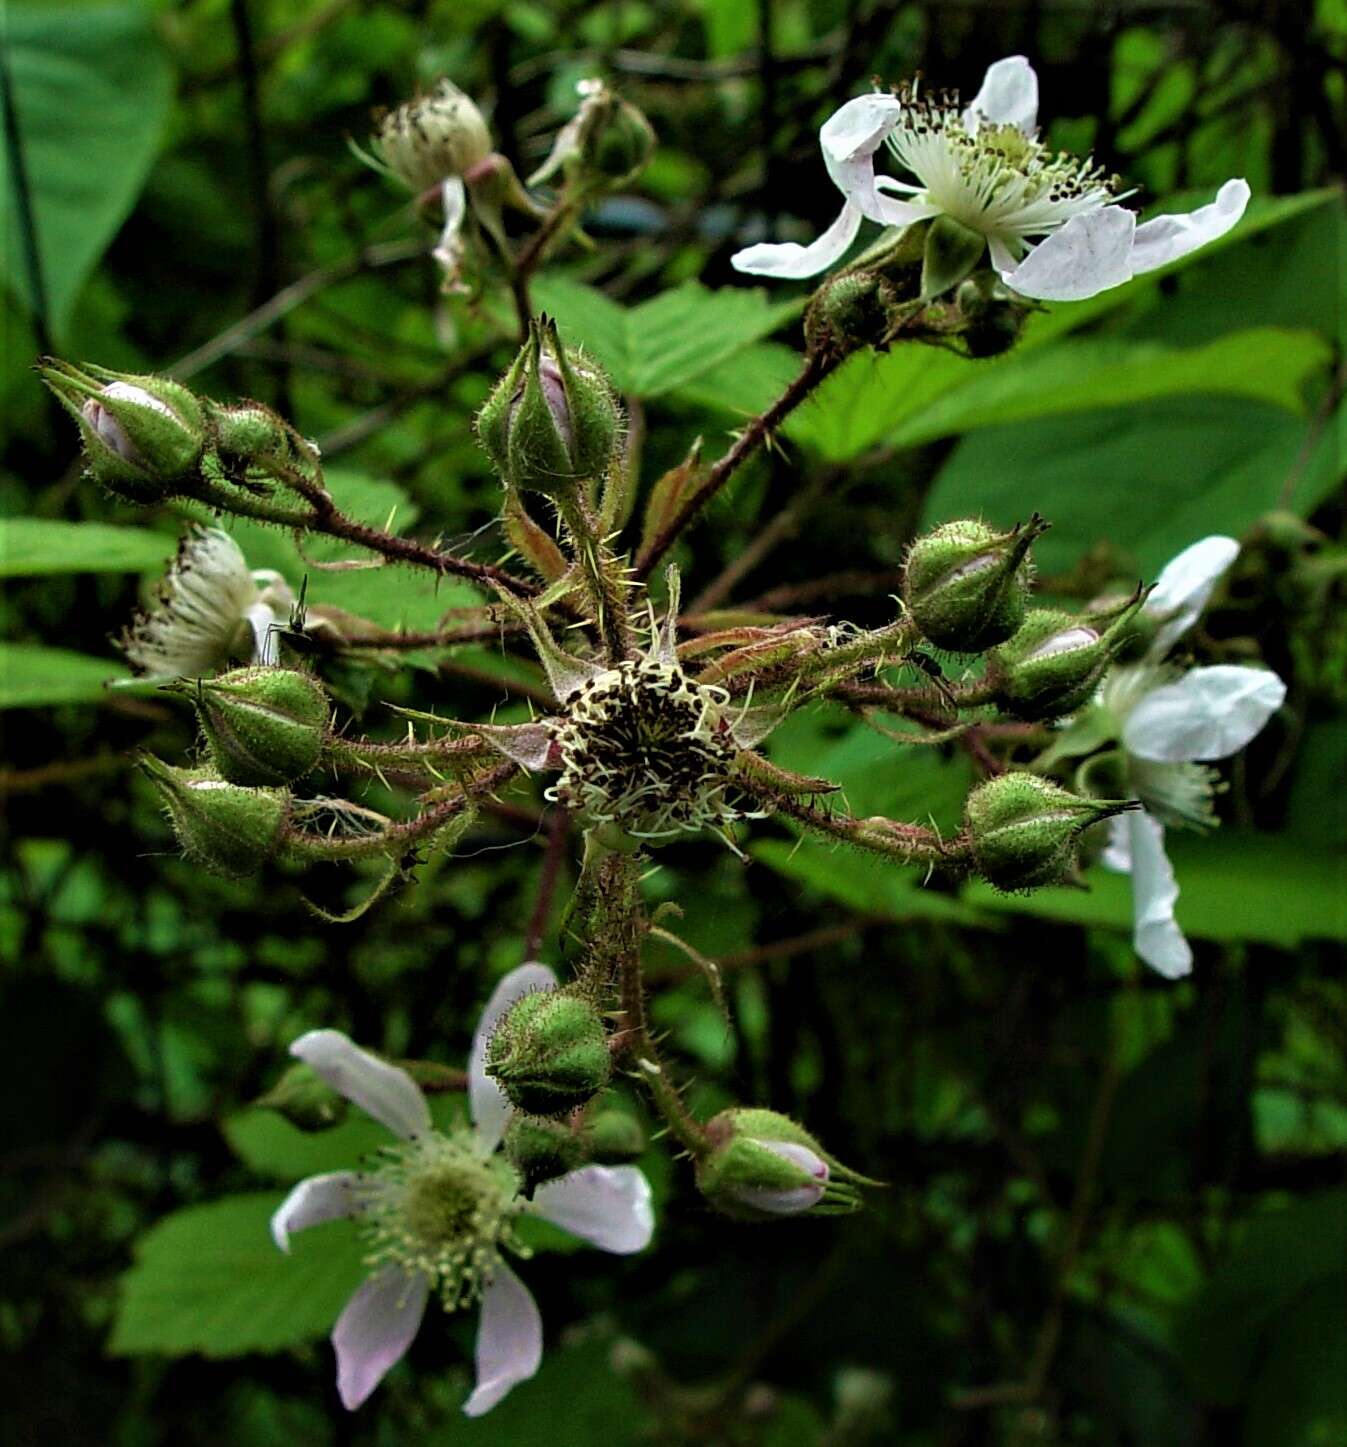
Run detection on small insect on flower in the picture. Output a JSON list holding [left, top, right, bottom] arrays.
[[118, 528, 295, 680], [733, 55, 1249, 302], [271, 964, 653, 1413]]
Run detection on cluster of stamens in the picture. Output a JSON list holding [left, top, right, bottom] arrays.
[[884, 81, 1120, 244], [547, 660, 745, 840], [356, 1129, 526, 1311]]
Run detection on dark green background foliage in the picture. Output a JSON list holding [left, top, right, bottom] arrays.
[[2, 0, 1345, 1442]]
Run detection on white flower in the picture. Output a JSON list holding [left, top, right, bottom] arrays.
[[1097, 537, 1286, 977], [271, 962, 654, 1412], [732, 56, 1250, 302], [119, 527, 294, 678]]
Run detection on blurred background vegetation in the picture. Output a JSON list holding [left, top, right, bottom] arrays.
[[2, 0, 1345, 1442]]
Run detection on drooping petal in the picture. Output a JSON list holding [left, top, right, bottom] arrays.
[[820, 93, 929, 228], [332, 1268, 429, 1411], [432, 177, 470, 292], [243, 602, 279, 667], [1128, 179, 1250, 278], [271, 1171, 362, 1252], [462, 1259, 543, 1417], [1146, 535, 1240, 657], [964, 55, 1039, 135], [1123, 665, 1286, 763], [291, 1029, 431, 1141], [731, 201, 865, 280], [469, 962, 559, 1152], [1100, 813, 1132, 873], [1120, 811, 1192, 978], [997, 206, 1137, 301], [533, 1165, 654, 1254]]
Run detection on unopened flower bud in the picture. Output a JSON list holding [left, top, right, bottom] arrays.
[[140, 757, 288, 879], [171, 666, 329, 786], [904, 515, 1048, 653], [503, 1115, 588, 1197], [696, 1108, 870, 1221], [955, 273, 1031, 358], [475, 316, 620, 496], [966, 773, 1133, 891], [582, 1107, 646, 1164], [486, 987, 612, 1116], [39, 360, 204, 501], [991, 592, 1145, 720], [373, 80, 492, 192], [804, 270, 898, 356], [256, 1062, 349, 1132], [529, 78, 655, 193]]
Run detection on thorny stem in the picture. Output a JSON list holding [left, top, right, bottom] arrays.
[[555, 489, 634, 663], [747, 784, 972, 868], [634, 350, 841, 580]]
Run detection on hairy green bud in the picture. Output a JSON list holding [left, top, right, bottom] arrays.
[[956, 274, 1031, 358], [695, 1108, 871, 1222], [140, 757, 287, 879], [966, 773, 1133, 891], [38, 360, 205, 502], [990, 591, 1146, 720], [257, 1062, 350, 1132], [486, 988, 612, 1116], [904, 515, 1048, 653], [503, 1115, 588, 1197], [475, 316, 620, 497], [582, 1107, 646, 1165], [173, 666, 329, 786], [804, 270, 898, 356]]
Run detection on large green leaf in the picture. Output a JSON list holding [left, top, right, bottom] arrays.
[[0, 518, 175, 577], [0, 642, 129, 708], [108, 1192, 369, 1357], [532, 276, 802, 398], [965, 831, 1347, 948], [1, 2, 174, 340]]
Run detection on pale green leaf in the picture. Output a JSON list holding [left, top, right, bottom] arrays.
[[0, 518, 175, 577], [1, 2, 173, 339], [0, 643, 129, 709], [108, 1193, 369, 1357]]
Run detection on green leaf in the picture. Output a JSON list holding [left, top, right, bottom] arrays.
[[673, 340, 800, 418], [0, 518, 175, 577], [1, 2, 173, 340], [532, 276, 802, 398], [0, 643, 129, 709], [964, 831, 1347, 948], [108, 1192, 369, 1357]]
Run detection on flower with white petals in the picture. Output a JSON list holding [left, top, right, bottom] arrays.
[[1089, 538, 1286, 977], [120, 528, 293, 678], [732, 55, 1250, 301], [119, 528, 294, 679], [271, 963, 654, 1412]]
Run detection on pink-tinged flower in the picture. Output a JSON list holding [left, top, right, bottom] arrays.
[[271, 963, 653, 1412], [1094, 538, 1286, 977], [732, 56, 1249, 301]]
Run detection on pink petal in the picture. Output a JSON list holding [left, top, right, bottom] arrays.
[[533, 1165, 655, 1253], [332, 1268, 429, 1410], [463, 1260, 543, 1417], [271, 1171, 362, 1252], [291, 1029, 430, 1140]]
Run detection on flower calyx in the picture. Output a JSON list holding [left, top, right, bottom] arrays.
[[485, 986, 612, 1117], [169, 666, 330, 786], [904, 515, 1048, 653], [695, 1108, 873, 1221], [475, 315, 620, 497], [39, 360, 205, 501], [990, 589, 1147, 720], [529, 78, 655, 195], [966, 773, 1134, 891]]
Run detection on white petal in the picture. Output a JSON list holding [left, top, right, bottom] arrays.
[[820, 93, 906, 222], [291, 1029, 431, 1141], [964, 56, 1039, 134], [1129, 179, 1250, 277], [243, 602, 279, 666], [1123, 665, 1286, 763], [533, 1165, 654, 1254], [469, 963, 559, 1151], [1124, 811, 1192, 978], [271, 1171, 362, 1252], [998, 206, 1137, 301], [333, 1268, 429, 1411], [1146, 535, 1240, 656], [463, 1259, 543, 1417], [432, 177, 469, 287], [731, 201, 865, 279], [729, 1140, 829, 1215], [1099, 813, 1133, 873]]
